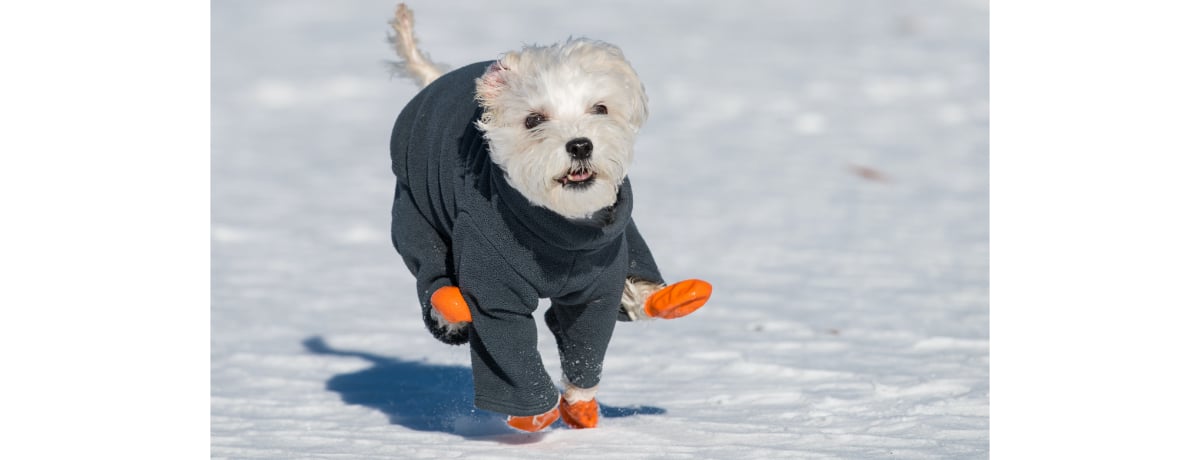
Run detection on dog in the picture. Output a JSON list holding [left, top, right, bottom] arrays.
[[386, 3, 712, 432]]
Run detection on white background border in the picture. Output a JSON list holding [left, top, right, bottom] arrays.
[[994, 0, 1200, 457], [1, 1, 209, 458]]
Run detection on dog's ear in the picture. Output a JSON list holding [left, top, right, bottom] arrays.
[[624, 73, 650, 130], [583, 41, 649, 130], [476, 52, 518, 107], [476, 62, 507, 103]]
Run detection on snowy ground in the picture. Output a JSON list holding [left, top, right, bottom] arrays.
[[212, 0, 988, 457]]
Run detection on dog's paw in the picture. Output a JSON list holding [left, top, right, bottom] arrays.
[[431, 286, 472, 323], [506, 406, 560, 433], [559, 396, 599, 429], [423, 287, 470, 345], [643, 279, 712, 319], [560, 381, 600, 429]]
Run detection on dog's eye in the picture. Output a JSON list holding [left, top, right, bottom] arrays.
[[591, 104, 608, 115], [524, 113, 546, 130]]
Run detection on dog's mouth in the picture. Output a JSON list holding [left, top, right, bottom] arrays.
[[557, 166, 596, 189]]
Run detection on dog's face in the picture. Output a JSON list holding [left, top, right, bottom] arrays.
[[475, 38, 649, 220]]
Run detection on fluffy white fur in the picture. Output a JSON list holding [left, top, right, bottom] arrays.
[[474, 40, 649, 219], [563, 379, 600, 404], [429, 306, 468, 334], [391, 4, 647, 220], [620, 278, 666, 321]]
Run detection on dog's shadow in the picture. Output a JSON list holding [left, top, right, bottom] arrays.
[[302, 336, 666, 439]]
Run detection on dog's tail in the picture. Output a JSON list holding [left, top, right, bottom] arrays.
[[388, 3, 444, 88]]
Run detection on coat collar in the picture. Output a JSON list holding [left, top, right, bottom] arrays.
[[491, 162, 633, 252]]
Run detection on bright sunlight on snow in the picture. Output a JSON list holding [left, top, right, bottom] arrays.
[[212, 0, 988, 457]]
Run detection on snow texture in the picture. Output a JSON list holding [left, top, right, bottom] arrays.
[[211, 0, 989, 457]]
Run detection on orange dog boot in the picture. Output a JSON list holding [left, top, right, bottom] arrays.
[[559, 396, 599, 429], [506, 406, 560, 432], [644, 279, 712, 319], [430, 286, 472, 323]]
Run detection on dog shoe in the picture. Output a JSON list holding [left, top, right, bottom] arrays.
[[644, 279, 712, 319], [559, 396, 599, 429], [430, 286, 472, 323], [506, 406, 560, 432]]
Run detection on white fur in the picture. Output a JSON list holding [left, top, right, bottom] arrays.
[[563, 379, 600, 404], [620, 278, 666, 321], [390, 5, 649, 220], [475, 39, 649, 219], [429, 307, 468, 334]]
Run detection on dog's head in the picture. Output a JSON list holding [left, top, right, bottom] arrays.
[[475, 38, 649, 220]]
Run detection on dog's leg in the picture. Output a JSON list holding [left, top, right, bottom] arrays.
[[388, 3, 444, 87], [620, 277, 666, 321], [545, 298, 608, 429], [623, 278, 712, 320]]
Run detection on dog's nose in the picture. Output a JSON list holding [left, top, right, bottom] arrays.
[[566, 138, 593, 160]]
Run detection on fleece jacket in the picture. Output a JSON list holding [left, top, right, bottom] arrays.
[[389, 61, 665, 416]]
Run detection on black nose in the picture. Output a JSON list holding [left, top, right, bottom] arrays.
[[566, 138, 593, 160]]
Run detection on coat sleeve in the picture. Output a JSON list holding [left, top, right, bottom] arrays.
[[391, 180, 461, 342], [389, 89, 456, 309], [624, 220, 665, 285]]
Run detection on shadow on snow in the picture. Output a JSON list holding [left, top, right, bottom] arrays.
[[302, 336, 665, 439]]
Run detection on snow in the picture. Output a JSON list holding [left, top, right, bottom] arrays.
[[211, 0, 989, 457]]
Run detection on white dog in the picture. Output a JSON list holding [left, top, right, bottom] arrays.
[[387, 3, 711, 432]]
